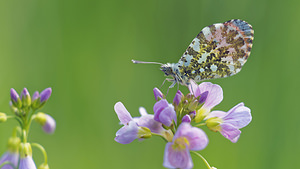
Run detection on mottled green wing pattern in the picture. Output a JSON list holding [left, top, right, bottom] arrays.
[[177, 19, 254, 83]]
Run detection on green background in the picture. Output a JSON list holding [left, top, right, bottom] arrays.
[[0, 0, 299, 168]]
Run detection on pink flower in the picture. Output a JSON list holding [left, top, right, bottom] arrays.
[[163, 123, 208, 169], [205, 103, 252, 143]]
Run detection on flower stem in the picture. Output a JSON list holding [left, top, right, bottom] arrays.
[[195, 123, 206, 127], [32, 143, 48, 164], [151, 133, 168, 142], [0, 161, 16, 169], [191, 151, 212, 169]]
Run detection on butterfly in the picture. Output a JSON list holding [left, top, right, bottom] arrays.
[[132, 19, 254, 88]]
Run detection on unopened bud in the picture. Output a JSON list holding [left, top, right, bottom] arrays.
[[0, 112, 7, 122], [38, 163, 49, 169], [10, 88, 22, 108], [35, 112, 56, 134], [21, 88, 31, 108]]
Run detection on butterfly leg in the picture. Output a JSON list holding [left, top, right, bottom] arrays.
[[160, 78, 167, 89]]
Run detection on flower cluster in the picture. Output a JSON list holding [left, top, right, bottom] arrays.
[[0, 88, 55, 169], [114, 80, 252, 169]]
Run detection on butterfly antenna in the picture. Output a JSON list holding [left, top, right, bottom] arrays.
[[132, 60, 163, 65]]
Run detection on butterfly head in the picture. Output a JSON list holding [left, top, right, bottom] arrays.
[[160, 63, 175, 76]]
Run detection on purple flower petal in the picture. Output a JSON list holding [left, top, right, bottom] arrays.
[[163, 143, 193, 169], [188, 80, 201, 97], [19, 156, 37, 169], [158, 106, 176, 127], [153, 99, 169, 121], [40, 88, 52, 103], [138, 107, 148, 116], [137, 114, 165, 134], [43, 114, 56, 134], [154, 99, 176, 126], [199, 82, 223, 110], [223, 103, 252, 128], [198, 91, 208, 104], [175, 123, 208, 150], [205, 111, 227, 119], [114, 102, 133, 125], [0, 151, 19, 169], [153, 88, 163, 101], [115, 121, 139, 144], [220, 123, 241, 143]]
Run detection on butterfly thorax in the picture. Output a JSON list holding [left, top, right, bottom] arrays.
[[161, 63, 189, 87]]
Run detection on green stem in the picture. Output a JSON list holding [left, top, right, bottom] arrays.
[[14, 116, 23, 127], [191, 151, 211, 169], [151, 133, 168, 142], [26, 114, 36, 135], [32, 143, 48, 164], [12, 126, 22, 137], [0, 161, 16, 169], [195, 123, 206, 127], [22, 130, 27, 143]]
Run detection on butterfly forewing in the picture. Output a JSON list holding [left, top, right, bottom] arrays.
[[177, 19, 254, 82]]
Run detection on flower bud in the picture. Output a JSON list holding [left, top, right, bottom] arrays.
[[173, 90, 183, 106], [7, 136, 21, 153], [38, 163, 49, 169], [153, 88, 164, 101], [21, 88, 31, 108], [40, 88, 52, 103], [38, 88, 52, 108], [35, 113, 56, 134], [10, 88, 22, 108], [181, 114, 191, 123], [0, 112, 7, 122], [31, 92, 40, 110]]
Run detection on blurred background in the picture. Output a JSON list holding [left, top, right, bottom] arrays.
[[0, 0, 299, 168]]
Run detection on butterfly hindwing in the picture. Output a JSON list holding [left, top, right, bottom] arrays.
[[177, 19, 254, 82]]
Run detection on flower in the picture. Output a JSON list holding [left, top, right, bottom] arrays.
[[34, 113, 56, 134], [153, 99, 176, 127], [19, 156, 37, 169], [0, 152, 19, 169], [114, 102, 151, 144], [188, 80, 223, 123], [19, 143, 37, 169], [0, 136, 21, 169], [205, 103, 252, 143], [163, 123, 208, 169]]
